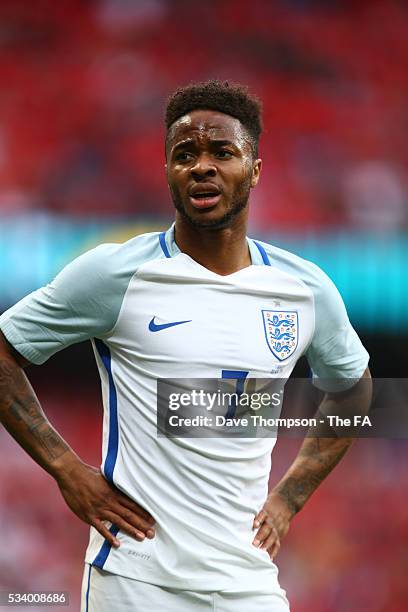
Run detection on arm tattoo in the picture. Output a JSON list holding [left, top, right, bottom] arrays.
[[0, 358, 69, 466], [10, 399, 45, 431], [35, 425, 70, 461], [276, 477, 318, 515], [273, 370, 371, 515], [275, 437, 351, 515]]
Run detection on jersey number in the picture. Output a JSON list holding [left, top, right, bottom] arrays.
[[221, 370, 249, 418]]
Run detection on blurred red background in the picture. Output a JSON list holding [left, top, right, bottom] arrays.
[[0, 0, 407, 230]]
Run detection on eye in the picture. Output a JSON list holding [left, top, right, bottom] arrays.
[[215, 150, 233, 159], [175, 151, 194, 162]]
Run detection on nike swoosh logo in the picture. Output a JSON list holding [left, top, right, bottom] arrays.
[[148, 317, 192, 332]]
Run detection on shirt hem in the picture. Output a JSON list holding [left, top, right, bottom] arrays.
[[312, 357, 370, 392], [0, 320, 43, 364], [84, 553, 280, 592]]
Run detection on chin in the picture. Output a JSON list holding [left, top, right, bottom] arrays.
[[181, 208, 237, 230], [174, 194, 249, 230]]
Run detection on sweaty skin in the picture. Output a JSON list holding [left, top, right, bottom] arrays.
[[166, 109, 262, 276]]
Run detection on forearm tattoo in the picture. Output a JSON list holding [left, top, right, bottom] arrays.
[[276, 437, 351, 514], [0, 358, 69, 465]]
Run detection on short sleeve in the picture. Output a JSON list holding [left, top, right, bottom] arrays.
[[0, 244, 121, 365], [306, 270, 369, 391]]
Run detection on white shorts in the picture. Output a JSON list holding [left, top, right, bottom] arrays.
[[81, 564, 290, 612]]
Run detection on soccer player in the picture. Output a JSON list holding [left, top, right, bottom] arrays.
[[0, 80, 371, 611]]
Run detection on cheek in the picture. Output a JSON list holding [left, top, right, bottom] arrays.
[[230, 162, 253, 188], [166, 174, 179, 195], [167, 168, 184, 189], [167, 170, 192, 199]]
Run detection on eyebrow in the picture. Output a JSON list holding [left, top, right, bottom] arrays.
[[172, 138, 236, 152]]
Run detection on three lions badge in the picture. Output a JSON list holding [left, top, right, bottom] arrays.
[[262, 310, 298, 361]]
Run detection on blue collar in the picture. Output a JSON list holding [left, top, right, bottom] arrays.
[[159, 224, 270, 266]]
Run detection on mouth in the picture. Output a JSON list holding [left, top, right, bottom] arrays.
[[189, 193, 222, 209], [188, 184, 222, 210]]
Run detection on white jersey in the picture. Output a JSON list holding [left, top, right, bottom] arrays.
[[0, 224, 369, 591]]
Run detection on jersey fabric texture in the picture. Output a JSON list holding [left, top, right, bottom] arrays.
[[0, 225, 369, 592]]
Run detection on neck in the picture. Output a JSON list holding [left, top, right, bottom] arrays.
[[174, 211, 251, 276]]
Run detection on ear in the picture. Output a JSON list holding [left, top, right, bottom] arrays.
[[250, 158, 262, 188]]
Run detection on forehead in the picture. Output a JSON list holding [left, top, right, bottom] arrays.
[[167, 109, 248, 148]]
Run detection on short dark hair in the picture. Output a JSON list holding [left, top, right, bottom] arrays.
[[165, 80, 263, 156]]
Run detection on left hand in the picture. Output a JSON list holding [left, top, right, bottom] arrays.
[[252, 490, 294, 560]]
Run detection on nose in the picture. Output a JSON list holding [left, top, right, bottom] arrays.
[[190, 153, 217, 180]]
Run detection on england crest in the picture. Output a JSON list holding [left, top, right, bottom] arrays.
[[262, 310, 298, 361]]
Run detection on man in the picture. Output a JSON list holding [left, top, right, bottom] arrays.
[[0, 80, 371, 611]]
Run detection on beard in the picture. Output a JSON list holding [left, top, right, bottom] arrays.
[[170, 175, 252, 230]]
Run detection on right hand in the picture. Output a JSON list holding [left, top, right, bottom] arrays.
[[55, 460, 155, 548]]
